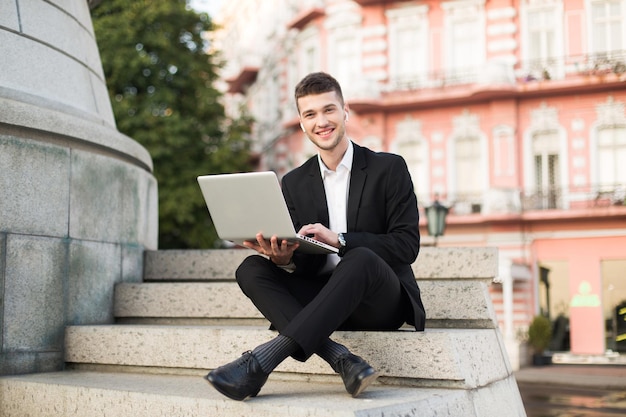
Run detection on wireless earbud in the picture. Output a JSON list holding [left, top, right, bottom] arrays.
[[300, 123, 306, 132], [345, 113, 349, 122]]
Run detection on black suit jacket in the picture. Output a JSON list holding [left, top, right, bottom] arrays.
[[281, 142, 426, 331]]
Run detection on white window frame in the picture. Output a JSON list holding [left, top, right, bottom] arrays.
[[326, 9, 362, 98], [522, 106, 569, 209], [297, 26, 322, 78], [442, 0, 487, 84], [393, 135, 430, 204], [595, 126, 626, 189], [590, 97, 626, 191], [386, 5, 429, 89], [586, 0, 626, 59], [520, 0, 565, 80], [449, 135, 488, 197]]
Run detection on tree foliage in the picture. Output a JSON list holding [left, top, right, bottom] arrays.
[[91, 0, 253, 249]]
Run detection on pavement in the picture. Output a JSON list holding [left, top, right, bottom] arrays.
[[514, 364, 626, 390]]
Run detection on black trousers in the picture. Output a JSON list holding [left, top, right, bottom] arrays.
[[236, 247, 407, 361]]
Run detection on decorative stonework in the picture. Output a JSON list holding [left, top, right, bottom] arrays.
[[360, 135, 383, 152], [396, 116, 423, 140], [530, 101, 559, 132], [442, 0, 485, 15], [595, 96, 626, 126], [453, 109, 481, 136]]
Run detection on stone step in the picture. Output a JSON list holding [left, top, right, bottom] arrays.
[[123, 246, 499, 329], [0, 370, 526, 417], [144, 249, 252, 281], [114, 279, 497, 328], [143, 247, 498, 281], [65, 325, 512, 389]]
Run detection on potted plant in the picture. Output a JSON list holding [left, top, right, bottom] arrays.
[[528, 315, 553, 366]]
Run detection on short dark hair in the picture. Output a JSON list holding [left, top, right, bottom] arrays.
[[294, 72, 344, 110]]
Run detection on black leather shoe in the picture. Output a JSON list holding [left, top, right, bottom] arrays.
[[204, 351, 269, 401], [334, 353, 379, 397]]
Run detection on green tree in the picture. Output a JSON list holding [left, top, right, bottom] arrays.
[[91, 0, 253, 249]]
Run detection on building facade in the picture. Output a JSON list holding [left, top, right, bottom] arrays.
[[213, 0, 626, 367]]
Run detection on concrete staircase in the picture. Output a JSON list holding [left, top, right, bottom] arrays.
[[0, 247, 527, 416]]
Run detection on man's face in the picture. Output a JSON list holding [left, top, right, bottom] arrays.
[[297, 91, 348, 152]]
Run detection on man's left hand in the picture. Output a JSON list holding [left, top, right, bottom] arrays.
[[298, 223, 341, 249]]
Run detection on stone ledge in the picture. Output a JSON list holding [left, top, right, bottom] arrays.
[[144, 247, 498, 281], [0, 371, 526, 417], [65, 325, 511, 389], [114, 279, 497, 328], [0, 95, 152, 171]]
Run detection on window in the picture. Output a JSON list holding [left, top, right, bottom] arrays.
[[387, 6, 429, 88], [283, 54, 300, 122], [297, 27, 321, 77], [448, 110, 487, 212], [597, 126, 626, 188], [393, 118, 430, 201], [326, 8, 362, 97], [528, 8, 557, 64], [591, 0, 624, 56], [522, 1, 563, 79], [397, 139, 429, 201], [593, 97, 626, 198], [455, 136, 482, 197], [331, 34, 360, 91], [394, 27, 424, 83], [532, 133, 561, 209], [443, 1, 486, 83]]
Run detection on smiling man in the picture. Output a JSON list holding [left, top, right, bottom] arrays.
[[205, 72, 426, 401]]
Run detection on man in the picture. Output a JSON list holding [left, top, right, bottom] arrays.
[[205, 72, 425, 400]]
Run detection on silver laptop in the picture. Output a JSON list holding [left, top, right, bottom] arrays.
[[197, 171, 338, 254]]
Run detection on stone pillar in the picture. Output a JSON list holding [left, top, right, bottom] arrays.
[[0, 0, 158, 375], [497, 257, 523, 370]]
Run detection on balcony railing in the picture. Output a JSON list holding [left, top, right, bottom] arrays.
[[378, 50, 626, 94], [383, 65, 492, 92], [418, 183, 625, 216], [519, 50, 626, 82]]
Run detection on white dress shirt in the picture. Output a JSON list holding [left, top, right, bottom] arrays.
[[318, 141, 353, 270]]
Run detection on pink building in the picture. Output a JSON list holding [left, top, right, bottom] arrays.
[[216, 0, 626, 367]]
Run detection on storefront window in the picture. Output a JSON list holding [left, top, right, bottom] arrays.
[[602, 259, 626, 352], [538, 261, 570, 351]]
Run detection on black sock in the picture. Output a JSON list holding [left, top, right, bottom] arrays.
[[251, 335, 299, 374], [316, 339, 350, 372]]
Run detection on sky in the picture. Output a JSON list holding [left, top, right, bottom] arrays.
[[189, 0, 224, 18]]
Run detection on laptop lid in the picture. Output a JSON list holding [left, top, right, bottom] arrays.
[[197, 171, 337, 254]]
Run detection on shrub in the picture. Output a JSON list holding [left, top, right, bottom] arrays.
[[528, 315, 552, 354]]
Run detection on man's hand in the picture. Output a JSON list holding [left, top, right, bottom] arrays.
[[242, 233, 298, 266], [298, 223, 341, 249]]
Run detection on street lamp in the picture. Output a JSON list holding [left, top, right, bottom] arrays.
[[425, 199, 448, 247], [539, 266, 551, 320]]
